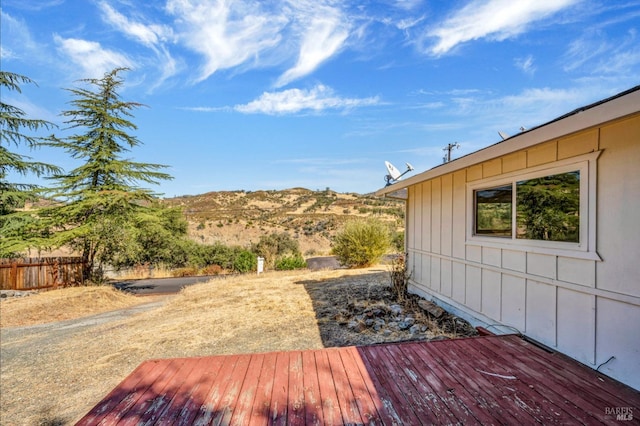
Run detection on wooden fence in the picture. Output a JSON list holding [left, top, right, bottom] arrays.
[[0, 257, 84, 290]]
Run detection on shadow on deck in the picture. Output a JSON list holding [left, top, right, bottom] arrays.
[[76, 334, 640, 425]]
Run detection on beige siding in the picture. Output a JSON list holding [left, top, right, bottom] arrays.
[[405, 113, 640, 390], [558, 129, 598, 159], [502, 151, 527, 173], [431, 177, 442, 254], [527, 140, 557, 167], [596, 115, 640, 297]]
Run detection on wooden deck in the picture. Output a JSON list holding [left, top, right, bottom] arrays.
[[77, 335, 640, 425]]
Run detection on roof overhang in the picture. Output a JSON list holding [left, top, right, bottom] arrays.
[[376, 86, 640, 197]]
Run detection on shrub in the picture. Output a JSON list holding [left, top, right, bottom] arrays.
[[391, 230, 405, 253], [252, 232, 300, 269], [202, 264, 223, 275], [275, 254, 307, 270], [232, 249, 257, 273], [172, 266, 199, 277], [331, 218, 391, 268]]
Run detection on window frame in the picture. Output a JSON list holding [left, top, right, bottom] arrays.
[[466, 151, 600, 260]]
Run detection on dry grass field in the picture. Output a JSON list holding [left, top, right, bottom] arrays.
[[0, 267, 473, 425]]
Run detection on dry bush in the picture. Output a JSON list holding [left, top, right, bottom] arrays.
[[201, 264, 223, 275], [171, 266, 200, 277]]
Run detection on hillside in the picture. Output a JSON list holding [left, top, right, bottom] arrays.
[[163, 188, 405, 256]]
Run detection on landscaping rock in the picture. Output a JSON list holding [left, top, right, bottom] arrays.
[[389, 304, 403, 315], [418, 299, 445, 318]]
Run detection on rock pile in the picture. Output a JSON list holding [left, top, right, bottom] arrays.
[[0, 290, 38, 299], [335, 296, 476, 341]]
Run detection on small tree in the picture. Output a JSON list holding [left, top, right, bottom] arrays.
[[331, 217, 391, 268], [0, 72, 60, 256], [252, 232, 301, 269], [40, 68, 172, 281]]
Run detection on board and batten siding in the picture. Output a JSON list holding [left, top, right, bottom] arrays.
[[405, 113, 640, 390]]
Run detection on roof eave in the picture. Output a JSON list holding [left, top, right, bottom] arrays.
[[376, 86, 640, 197]]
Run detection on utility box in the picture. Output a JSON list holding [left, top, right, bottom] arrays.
[[257, 257, 264, 274]]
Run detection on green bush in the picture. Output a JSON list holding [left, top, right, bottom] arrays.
[[232, 249, 257, 273], [275, 254, 307, 270], [331, 218, 391, 268]]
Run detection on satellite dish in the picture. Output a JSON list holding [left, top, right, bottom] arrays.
[[385, 161, 402, 180], [384, 161, 414, 186], [498, 131, 509, 140]]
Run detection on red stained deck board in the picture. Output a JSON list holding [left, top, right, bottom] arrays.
[[286, 351, 305, 425], [248, 351, 278, 426], [301, 350, 323, 426], [77, 335, 640, 425]]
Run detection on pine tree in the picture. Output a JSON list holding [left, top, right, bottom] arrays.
[[0, 71, 59, 256], [42, 68, 173, 280]]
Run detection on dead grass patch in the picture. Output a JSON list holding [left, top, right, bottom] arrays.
[[0, 286, 152, 328], [0, 267, 473, 425]]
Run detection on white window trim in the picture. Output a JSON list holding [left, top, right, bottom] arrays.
[[466, 151, 601, 261]]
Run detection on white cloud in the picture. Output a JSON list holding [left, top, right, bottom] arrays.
[[564, 28, 640, 77], [515, 54, 536, 75], [234, 84, 379, 115], [0, 10, 41, 61], [275, 2, 350, 87], [54, 35, 132, 78], [424, 0, 578, 55], [166, 0, 287, 82], [98, 1, 173, 47], [98, 2, 179, 89]]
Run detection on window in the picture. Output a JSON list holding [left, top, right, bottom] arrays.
[[474, 185, 512, 237], [467, 152, 599, 259], [516, 171, 580, 242]]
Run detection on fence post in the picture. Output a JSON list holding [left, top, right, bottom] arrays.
[[11, 261, 18, 290]]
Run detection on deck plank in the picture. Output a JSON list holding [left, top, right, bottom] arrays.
[[286, 351, 306, 425], [76, 359, 160, 425], [425, 338, 525, 425], [400, 342, 481, 425], [269, 350, 290, 425], [340, 346, 383, 424], [327, 348, 365, 424], [301, 349, 323, 425], [230, 354, 264, 426], [77, 335, 640, 426], [187, 354, 239, 425], [153, 357, 215, 425], [358, 344, 424, 424], [385, 343, 460, 425], [116, 358, 188, 426], [480, 335, 634, 424], [248, 351, 277, 426], [171, 355, 226, 426], [314, 349, 343, 425]]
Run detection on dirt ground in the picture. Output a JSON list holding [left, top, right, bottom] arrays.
[[0, 267, 476, 425]]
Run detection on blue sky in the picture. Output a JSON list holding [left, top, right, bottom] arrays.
[[2, 0, 639, 197]]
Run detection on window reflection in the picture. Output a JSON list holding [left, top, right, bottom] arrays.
[[475, 185, 512, 237], [516, 171, 580, 242]]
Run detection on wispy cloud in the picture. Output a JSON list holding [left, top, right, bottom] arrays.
[[99, 1, 173, 47], [166, 0, 286, 82], [0, 10, 42, 61], [275, 2, 350, 87], [564, 27, 640, 78], [515, 54, 536, 75], [54, 35, 133, 78], [98, 1, 178, 89], [423, 0, 578, 55], [234, 84, 380, 115]]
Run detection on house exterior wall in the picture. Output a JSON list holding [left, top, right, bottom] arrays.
[[405, 113, 640, 390]]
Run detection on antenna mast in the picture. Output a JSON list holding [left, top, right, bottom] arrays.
[[443, 142, 460, 163]]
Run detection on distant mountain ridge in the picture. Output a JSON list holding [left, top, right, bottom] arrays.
[[163, 188, 405, 256]]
